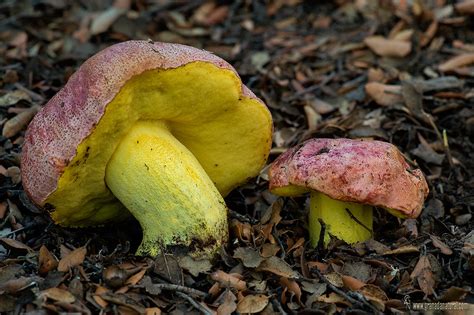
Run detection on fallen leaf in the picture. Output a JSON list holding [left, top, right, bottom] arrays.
[[178, 255, 212, 277], [0, 90, 31, 107], [411, 255, 435, 296], [382, 245, 419, 255], [39, 287, 76, 303], [0, 238, 33, 252], [145, 308, 161, 315], [438, 53, 474, 72], [317, 292, 350, 306], [438, 286, 469, 302], [90, 0, 131, 35], [237, 294, 269, 314], [38, 245, 59, 275], [211, 270, 247, 291], [93, 285, 109, 308], [364, 36, 411, 57], [456, 1, 474, 15], [430, 235, 453, 255], [365, 82, 403, 106], [257, 256, 300, 279], [2, 106, 39, 138], [233, 247, 263, 268], [216, 290, 237, 315], [342, 275, 365, 291], [280, 277, 302, 304], [57, 246, 87, 272]]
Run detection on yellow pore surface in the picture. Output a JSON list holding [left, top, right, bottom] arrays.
[[47, 62, 273, 226]]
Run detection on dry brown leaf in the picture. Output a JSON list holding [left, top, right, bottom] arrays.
[[260, 243, 280, 258], [237, 294, 269, 314], [211, 270, 247, 291], [307, 261, 329, 273], [145, 308, 161, 315], [365, 82, 403, 107], [456, 0, 474, 15], [257, 256, 300, 279], [125, 268, 147, 286], [90, 0, 131, 35], [0, 238, 33, 252], [93, 285, 109, 309], [0, 90, 31, 107], [38, 245, 58, 275], [217, 290, 237, 315], [0, 276, 39, 294], [57, 246, 87, 272], [410, 255, 436, 296], [178, 255, 212, 277], [317, 292, 351, 306], [233, 247, 263, 268], [39, 287, 76, 303], [364, 36, 412, 57], [382, 245, 419, 255], [342, 275, 365, 291], [280, 277, 302, 304], [2, 106, 39, 138], [438, 53, 474, 72], [430, 235, 453, 255]]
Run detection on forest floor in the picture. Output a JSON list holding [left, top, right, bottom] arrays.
[[0, 1, 473, 314]]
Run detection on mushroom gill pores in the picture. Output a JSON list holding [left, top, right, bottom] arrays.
[[269, 138, 429, 246], [21, 41, 273, 258]]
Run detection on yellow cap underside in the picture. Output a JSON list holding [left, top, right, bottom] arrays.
[[47, 62, 272, 226]]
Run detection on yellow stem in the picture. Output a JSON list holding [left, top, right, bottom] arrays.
[[105, 121, 228, 257], [309, 191, 373, 247]]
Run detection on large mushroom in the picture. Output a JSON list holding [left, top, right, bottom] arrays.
[[21, 41, 273, 257], [269, 138, 429, 246]]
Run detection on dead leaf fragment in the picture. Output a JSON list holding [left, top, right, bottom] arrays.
[[342, 275, 365, 291], [456, 0, 474, 15], [233, 247, 263, 268], [217, 290, 237, 315], [0, 90, 31, 107], [237, 294, 269, 314], [39, 287, 76, 303], [438, 53, 474, 72], [430, 235, 453, 255], [365, 82, 403, 106], [0, 238, 33, 252], [257, 256, 300, 279], [57, 246, 87, 272], [38, 245, 59, 275], [364, 36, 412, 57], [211, 270, 247, 291], [90, 0, 131, 35], [382, 245, 419, 255], [178, 255, 212, 277], [145, 308, 161, 315], [2, 106, 39, 138]]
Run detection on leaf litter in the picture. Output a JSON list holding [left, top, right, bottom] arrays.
[[0, 0, 473, 314]]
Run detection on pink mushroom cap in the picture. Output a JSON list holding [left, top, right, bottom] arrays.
[[269, 138, 429, 218]]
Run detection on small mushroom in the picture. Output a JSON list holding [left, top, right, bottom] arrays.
[[21, 41, 273, 258], [269, 138, 429, 246]]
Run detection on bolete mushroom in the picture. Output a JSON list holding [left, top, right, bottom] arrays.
[[21, 41, 273, 257], [269, 138, 429, 246]]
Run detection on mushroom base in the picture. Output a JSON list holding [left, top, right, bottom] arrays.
[[105, 121, 228, 258], [309, 191, 373, 247]]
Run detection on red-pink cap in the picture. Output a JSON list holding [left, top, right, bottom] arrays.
[[21, 40, 265, 206], [269, 138, 429, 218]]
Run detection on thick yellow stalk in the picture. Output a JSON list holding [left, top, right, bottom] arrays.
[[105, 121, 228, 257], [309, 191, 373, 247]]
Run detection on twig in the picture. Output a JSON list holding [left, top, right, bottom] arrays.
[[316, 218, 326, 255], [345, 208, 372, 234], [175, 291, 213, 315], [311, 268, 382, 314], [271, 296, 288, 315], [228, 208, 258, 225], [134, 282, 208, 298]]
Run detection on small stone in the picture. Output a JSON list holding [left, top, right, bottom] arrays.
[[455, 214, 472, 226]]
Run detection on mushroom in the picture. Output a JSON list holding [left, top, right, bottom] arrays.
[[21, 41, 273, 257], [269, 138, 429, 246]]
